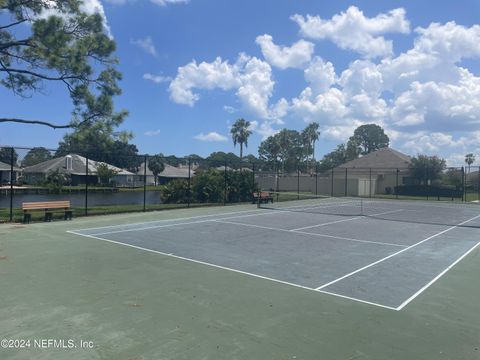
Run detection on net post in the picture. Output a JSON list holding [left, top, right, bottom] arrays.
[[425, 165, 429, 200], [143, 155, 147, 212], [360, 198, 363, 216], [84, 155, 88, 216], [344, 168, 348, 197], [462, 166, 465, 202], [187, 157, 191, 208], [9, 147, 14, 222]]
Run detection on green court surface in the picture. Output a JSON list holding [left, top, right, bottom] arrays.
[[0, 204, 479, 360]]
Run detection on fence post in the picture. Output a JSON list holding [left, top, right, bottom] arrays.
[[331, 168, 334, 197], [84, 155, 89, 216], [9, 147, 14, 222], [315, 163, 318, 195], [395, 169, 399, 200], [252, 162, 255, 193], [297, 163, 300, 200], [223, 160, 227, 205], [462, 166, 465, 202], [344, 168, 348, 197], [143, 155, 147, 212], [477, 166, 480, 202], [369, 168, 372, 198], [187, 157, 191, 208]]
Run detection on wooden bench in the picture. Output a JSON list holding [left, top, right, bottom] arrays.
[[252, 191, 274, 204], [22, 201, 73, 223]]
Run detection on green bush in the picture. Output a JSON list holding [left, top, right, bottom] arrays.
[[161, 179, 189, 204], [160, 169, 258, 204]]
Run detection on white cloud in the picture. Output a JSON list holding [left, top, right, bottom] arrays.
[[304, 57, 336, 94], [290, 87, 349, 124], [194, 132, 228, 142], [291, 6, 410, 58], [131, 36, 157, 57], [150, 0, 190, 6], [169, 54, 274, 117], [143, 73, 172, 84], [38, 0, 112, 37], [223, 105, 236, 113], [255, 34, 314, 69], [144, 129, 161, 136]]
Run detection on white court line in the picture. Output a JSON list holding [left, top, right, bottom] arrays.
[[87, 203, 376, 237], [214, 219, 406, 248], [395, 240, 480, 310], [70, 207, 263, 232], [66, 230, 397, 311], [291, 209, 404, 232], [315, 213, 480, 291]]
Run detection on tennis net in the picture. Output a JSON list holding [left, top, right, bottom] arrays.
[[257, 191, 480, 228]]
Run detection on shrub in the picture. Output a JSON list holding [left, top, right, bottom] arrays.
[[162, 179, 189, 204]]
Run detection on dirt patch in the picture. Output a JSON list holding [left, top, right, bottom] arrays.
[[0, 256, 7, 260]]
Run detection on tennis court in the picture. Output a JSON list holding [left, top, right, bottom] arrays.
[[68, 196, 480, 310]]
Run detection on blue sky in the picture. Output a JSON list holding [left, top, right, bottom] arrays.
[[1, 0, 480, 165]]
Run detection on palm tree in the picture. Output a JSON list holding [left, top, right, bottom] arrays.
[[148, 155, 165, 185], [302, 122, 321, 173], [230, 118, 252, 164], [465, 153, 475, 174]]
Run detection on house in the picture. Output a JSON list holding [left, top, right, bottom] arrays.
[[333, 147, 412, 196], [0, 161, 21, 184], [23, 154, 135, 186], [136, 161, 195, 185]]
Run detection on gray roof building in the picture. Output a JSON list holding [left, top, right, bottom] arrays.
[[337, 147, 412, 169], [23, 154, 134, 175], [137, 161, 194, 179], [0, 161, 20, 171]]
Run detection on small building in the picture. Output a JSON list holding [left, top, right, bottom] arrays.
[[136, 161, 195, 186], [23, 154, 135, 186], [0, 161, 21, 184], [333, 147, 412, 196]]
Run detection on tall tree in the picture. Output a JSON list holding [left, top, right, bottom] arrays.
[[301, 122, 320, 173], [230, 118, 252, 163], [0, 1, 127, 129], [0, 147, 18, 165], [318, 144, 348, 172], [347, 124, 389, 155], [148, 155, 165, 186], [465, 153, 475, 173], [22, 147, 52, 167], [258, 135, 281, 171], [410, 155, 446, 185], [258, 129, 304, 173]]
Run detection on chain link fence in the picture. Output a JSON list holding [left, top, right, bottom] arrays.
[[0, 146, 479, 222]]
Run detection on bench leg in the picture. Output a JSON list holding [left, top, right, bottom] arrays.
[[65, 211, 73, 220], [45, 212, 53, 222], [23, 213, 31, 224]]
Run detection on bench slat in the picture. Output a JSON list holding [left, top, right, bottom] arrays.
[[22, 201, 71, 211]]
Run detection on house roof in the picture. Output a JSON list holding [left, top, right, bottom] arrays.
[[137, 161, 194, 179], [23, 154, 134, 176], [337, 147, 412, 169], [0, 161, 20, 171]]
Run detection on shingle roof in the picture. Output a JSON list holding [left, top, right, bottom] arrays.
[[23, 154, 134, 175], [337, 147, 411, 169], [137, 161, 194, 179], [0, 161, 20, 171]]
